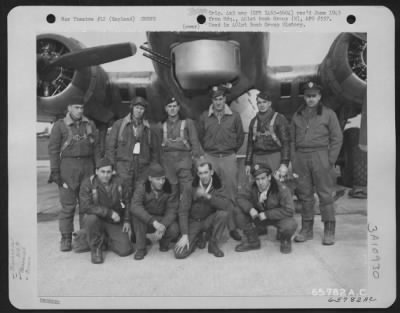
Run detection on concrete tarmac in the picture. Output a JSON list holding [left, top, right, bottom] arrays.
[[37, 160, 368, 297]]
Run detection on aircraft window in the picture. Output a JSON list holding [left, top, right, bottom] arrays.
[[298, 82, 307, 95], [280, 82, 291, 98], [119, 87, 130, 101]]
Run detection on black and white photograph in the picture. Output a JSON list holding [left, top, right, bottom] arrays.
[[8, 6, 395, 309]]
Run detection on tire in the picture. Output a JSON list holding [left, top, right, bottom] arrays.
[[340, 128, 367, 187]]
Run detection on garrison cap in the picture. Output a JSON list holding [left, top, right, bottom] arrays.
[[96, 157, 113, 169], [257, 90, 272, 101], [130, 96, 148, 109], [148, 163, 166, 178], [302, 81, 323, 93], [210, 83, 232, 98], [251, 163, 272, 177]]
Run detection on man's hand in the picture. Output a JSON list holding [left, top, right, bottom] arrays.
[[249, 208, 259, 219], [259, 190, 268, 203], [122, 222, 131, 233], [275, 164, 288, 181], [278, 164, 288, 177], [259, 212, 267, 221], [153, 220, 166, 233], [48, 170, 62, 187], [111, 211, 121, 223], [174, 234, 190, 254], [245, 165, 251, 176], [195, 187, 210, 199]]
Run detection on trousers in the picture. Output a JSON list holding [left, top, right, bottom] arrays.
[[132, 215, 180, 250], [59, 157, 94, 234], [293, 150, 335, 222], [83, 214, 134, 256], [174, 210, 228, 259]]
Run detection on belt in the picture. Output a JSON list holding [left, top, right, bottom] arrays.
[[296, 146, 328, 153], [207, 153, 234, 158], [62, 156, 92, 159]]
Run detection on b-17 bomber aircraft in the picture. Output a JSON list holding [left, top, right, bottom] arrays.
[[36, 32, 367, 191]]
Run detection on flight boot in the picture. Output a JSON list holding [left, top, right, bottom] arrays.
[[208, 240, 224, 257], [294, 219, 314, 242], [235, 227, 261, 252], [229, 229, 242, 241], [280, 238, 292, 254], [91, 246, 104, 264], [60, 233, 72, 252], [322, 221, 336, 245]]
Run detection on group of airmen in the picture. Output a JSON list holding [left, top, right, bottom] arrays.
[[48, 81, 343, 264]]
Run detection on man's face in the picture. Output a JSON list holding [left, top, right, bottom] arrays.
[[132, 105, 145, 120], [96, 165, 113, 184], [149, 176, 166, 191], [255, 172, 271, 192], [304, 90, 322, 107], [165, 101, 179, 118], [212, 95, 226, 112], [256, 97, 271, 113], [197, 164, 213, 186], [68, 104, 84, 119]]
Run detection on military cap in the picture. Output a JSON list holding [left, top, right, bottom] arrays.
[[130, 96, 148, 109], [302, 81, 323, 93], [165, 97, 178, 106], [96, 157, 113, 169], [210, 83, 232, 98], [148, 163, 166, 177], [69, 94, 85, 105], [257, 90, 272, 101], [251, 163, 272, 177]]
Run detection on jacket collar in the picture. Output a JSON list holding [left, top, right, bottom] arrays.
[[297, 102, 323, 116], [65, 113, 90, 126], [208, 104, 233, 117], [123, 113, 150, 128], [192, 172, 222, 190]]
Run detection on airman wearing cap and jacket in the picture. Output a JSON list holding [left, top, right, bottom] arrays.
[[245, 90, 291, 179], [130, 163, 180, 260], [79, 158, 134, 264], [197, 84, 244, 242], [105, 96, 160, 213], [158, 97, 202, 242], [48, 95, 100, 252], [290, 81, 343, 245], [174, 156, 230, 259], [235, 164, 297, 254]]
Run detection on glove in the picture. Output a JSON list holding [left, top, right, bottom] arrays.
[[48, 170, 62, 187]]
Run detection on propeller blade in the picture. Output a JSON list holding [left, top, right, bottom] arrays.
[[45, 42, 137, 70]]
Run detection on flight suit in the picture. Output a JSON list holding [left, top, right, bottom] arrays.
[[105, 113, 160, 207], [159, 118, 202, 236], [197, 104, 244, 233], [79, 175, 134, 257], [174, 173, 229, 259], [290, 104, 343, 223], [245, 108, 290, 172], [236, 182, 297, 236], [130, 180, 179, 253], [48, 113, 100, 237]]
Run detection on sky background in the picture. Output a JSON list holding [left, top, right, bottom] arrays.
[[37, 32, 339, 131]]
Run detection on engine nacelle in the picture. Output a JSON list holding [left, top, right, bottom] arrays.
[[319, 33, 367, 114], [37, 34, 112, 123]]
